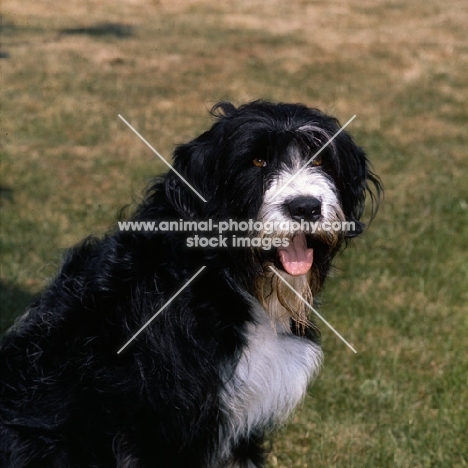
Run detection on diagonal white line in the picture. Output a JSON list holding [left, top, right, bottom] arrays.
[[269, 266, 357, 353], [118, 114, 207, 203], [117, 266, 206, 354], [270, 115, 356, 201]]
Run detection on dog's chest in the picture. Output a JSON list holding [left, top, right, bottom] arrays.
[[221, 306, 322, 438]]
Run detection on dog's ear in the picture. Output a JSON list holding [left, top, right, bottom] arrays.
[[335, 132, 382, 239], [164, 102, 238, 218], [164, 133, 214, 218]]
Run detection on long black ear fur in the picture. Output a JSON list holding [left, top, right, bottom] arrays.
[[334, 131, 382, 239]]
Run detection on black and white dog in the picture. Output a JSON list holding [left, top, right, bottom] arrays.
[[0, 101, 381, 467]]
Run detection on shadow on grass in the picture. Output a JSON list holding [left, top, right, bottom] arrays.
[[59, 22, 134, 39], [0, 185, 14, 205], [0, 16, 11, 59], [0, 280, 36, 334]]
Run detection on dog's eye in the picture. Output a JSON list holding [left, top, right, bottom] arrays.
[[311, 155, 322, 166], [252, 158, 267, 168]]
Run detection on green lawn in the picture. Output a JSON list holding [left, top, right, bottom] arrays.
[[1, 1, 467, 466]]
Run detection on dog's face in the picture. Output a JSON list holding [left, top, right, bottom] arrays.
[[165, 101, 381, 317]]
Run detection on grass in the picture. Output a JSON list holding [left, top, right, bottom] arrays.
[[1, 0, 467, 466]]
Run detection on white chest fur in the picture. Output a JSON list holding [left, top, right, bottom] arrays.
[[220, 304, 323, 442]]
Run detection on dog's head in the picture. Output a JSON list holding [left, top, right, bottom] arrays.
[[164, 101, 382, 326]]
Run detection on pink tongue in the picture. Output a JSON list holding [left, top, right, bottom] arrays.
[[278, 233, 313, 276]]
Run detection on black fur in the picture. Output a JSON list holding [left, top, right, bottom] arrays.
[[0, 101, 381, 467]]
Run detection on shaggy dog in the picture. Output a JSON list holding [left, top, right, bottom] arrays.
[[0, 101, 381, 467]]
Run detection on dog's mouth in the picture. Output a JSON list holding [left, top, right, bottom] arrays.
[[277, 233, 313, 276]]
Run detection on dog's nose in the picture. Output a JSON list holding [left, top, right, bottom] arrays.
[[287, 196, 322, 222]]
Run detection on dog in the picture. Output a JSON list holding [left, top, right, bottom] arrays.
[[0, 101, 381, 467]]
